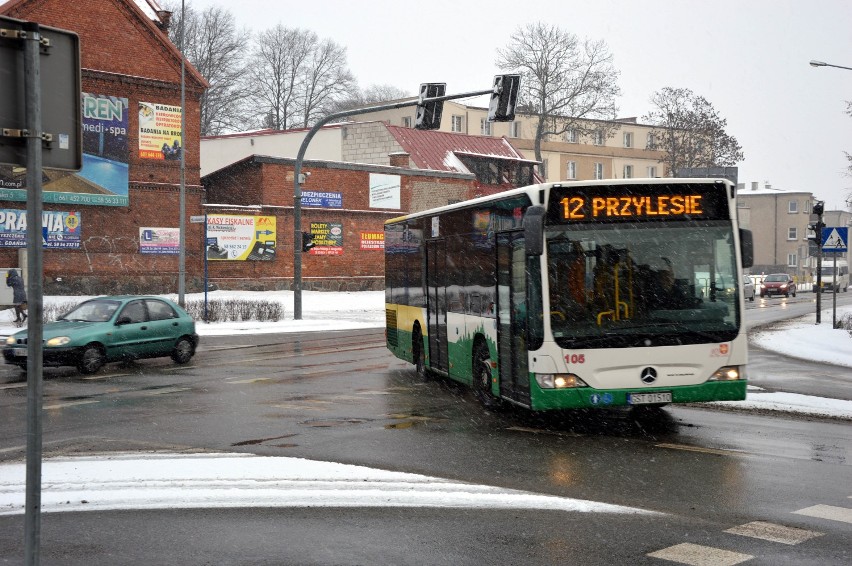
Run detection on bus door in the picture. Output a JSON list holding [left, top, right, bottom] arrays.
[[426, 239, 448, 373], [497, 231, 531, 405]]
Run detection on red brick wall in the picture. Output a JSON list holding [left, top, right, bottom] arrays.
[[0, 0, 207, 295]]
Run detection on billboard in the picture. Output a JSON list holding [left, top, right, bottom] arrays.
[[205, 214, 276, 261], [139, 102, 182, 160], [0, 209, 81, 249]]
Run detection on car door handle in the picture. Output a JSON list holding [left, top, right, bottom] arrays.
[[140, 326, 148, 330], [172, 322, 179, 326]]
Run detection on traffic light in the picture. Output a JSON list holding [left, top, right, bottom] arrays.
[[414, 83, 446, 130], [301, 232, 315, 253], [487, 74, 521, 122], [812, 200, 824, 216]]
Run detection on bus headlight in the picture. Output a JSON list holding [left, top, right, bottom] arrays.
[[536, 373, 588, 389], [708, 366, 743, 381]]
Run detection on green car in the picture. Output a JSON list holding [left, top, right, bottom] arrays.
[[4, 296, 199, 374]]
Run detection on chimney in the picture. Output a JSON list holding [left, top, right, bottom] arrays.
[[751, 182, 758, 191], [764, 182, 772, 190], [389, 152, 411, 168], [155, 10, 172, 32]]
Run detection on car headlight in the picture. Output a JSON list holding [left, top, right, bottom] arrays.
[[45, 336, 71, 347], [536, 373, 588, 389], [708, 365, 743, 381], [6, 336, 16, 345]]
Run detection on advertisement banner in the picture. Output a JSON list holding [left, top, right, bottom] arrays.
[[301, 190, 343, 208], [369, 173, 401, 209], [0, 209, 82, 249], [360, 231, 384, 250], [139, 227, 180, 254], [0, 93, 129, 206], [309, 222, 343, 256], [139, 102, 183, 160], [206, 214, 276, 261]]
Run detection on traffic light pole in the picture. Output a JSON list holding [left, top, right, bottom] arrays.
[[812, 201, 824, 324], [291, 86, 497, 319]]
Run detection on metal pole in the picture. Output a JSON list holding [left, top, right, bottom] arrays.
[[292, 87, 493, 319], [203, 213, 208, 322], [22, 21, 45, 566], [178, 0, 186, 306], [832, 253, 837, 328], [815, 241, 822, 324]]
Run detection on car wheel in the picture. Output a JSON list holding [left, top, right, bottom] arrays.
[[171, 337, 194, 364], [77, 344, 105, 374], [472, 341, 500, 410]]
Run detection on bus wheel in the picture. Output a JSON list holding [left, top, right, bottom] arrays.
[[413, 328, 429, 381], [473, 342, 499, 409]]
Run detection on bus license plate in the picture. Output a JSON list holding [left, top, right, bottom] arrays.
[[627, 392, 672, 405], [13, 348, 27, 357]]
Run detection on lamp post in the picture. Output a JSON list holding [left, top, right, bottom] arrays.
[[809, 60, 852, 71]]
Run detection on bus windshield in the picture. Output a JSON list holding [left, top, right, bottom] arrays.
[[546, 221, 740, 348]]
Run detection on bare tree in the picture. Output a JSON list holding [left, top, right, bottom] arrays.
[[643, 87, 743, 175], [163, 1, 250, 135], [246, 26, 354, 130], [326, 83, 412, 116], [298, 38, 356, 126], [496, 22, 621, 173]]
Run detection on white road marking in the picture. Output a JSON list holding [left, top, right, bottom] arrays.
[[724, 521, 823, 545], [793, 504, 852, 524], [647, 543, 752, 565], [43, 399, 99, 410], [0, 383, 26, 390]]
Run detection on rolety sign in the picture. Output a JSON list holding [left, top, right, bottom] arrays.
[[0, 209, 82, 249], [309, 222, 343, 256], [139, 102, 183, 160], [0, 93, 129, 206], [139, 227, 180, 254], [206, 214, 276, 261]]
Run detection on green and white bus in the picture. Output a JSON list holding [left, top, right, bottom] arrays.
[[384, 179, 754, 411]]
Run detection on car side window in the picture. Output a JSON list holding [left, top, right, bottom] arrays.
[[146, 299, 178, 321], [119, 300, 147, 324]]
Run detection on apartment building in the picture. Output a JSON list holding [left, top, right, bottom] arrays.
[[345, 100, 668, 183], [736, 182, 816, 282]]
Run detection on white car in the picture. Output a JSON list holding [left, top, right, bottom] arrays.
[[742, 275, 755, 302]]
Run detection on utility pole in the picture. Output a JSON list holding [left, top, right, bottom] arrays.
[[809, 201, 825, 324]]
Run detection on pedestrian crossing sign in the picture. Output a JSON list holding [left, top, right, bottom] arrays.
[[821, 227, 848, 252]]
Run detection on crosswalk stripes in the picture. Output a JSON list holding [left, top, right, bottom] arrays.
[[647, 496, 852, 563]]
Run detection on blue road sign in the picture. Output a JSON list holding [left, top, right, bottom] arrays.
[[822, 226, 848, 252]]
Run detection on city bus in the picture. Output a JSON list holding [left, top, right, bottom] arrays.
[[384, 178, 754, 411]]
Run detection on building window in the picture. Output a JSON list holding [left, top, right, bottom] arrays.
[[511, 121, 521, 138], [402, 116, 412, 128], [451, 115, 463, 133], [804, 200, 811, 214], [593, 130, 604, 145], [646, 132, 657, 149], [737, 199, 746, 208], [623, 132, 633, 148], [623, 165, 633, 179], [480, 118, 492, 135], [788, 227, 797, 240], [788, 200, 798, 213], [564, 128, 577, 142], [787, 253, 797, 267], [566, 161, 577, 179], [647, 166, 657, 178], [593, 162, 604, 180]]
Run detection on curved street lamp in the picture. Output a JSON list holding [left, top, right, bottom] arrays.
[[809, 60, 852, 71]]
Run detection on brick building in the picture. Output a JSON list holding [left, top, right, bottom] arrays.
[[202, 155, 476, 291], [0, 0, 208, 295]]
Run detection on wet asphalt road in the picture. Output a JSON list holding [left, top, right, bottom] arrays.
[[0, 295, 850, 565]]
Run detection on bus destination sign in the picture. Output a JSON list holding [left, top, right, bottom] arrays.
[[547, 183, 729, 224]]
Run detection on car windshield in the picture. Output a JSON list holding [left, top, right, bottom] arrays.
[[764, 275, 788, 282], [60, 299, 121, 322], [545, 221, 740, 348]]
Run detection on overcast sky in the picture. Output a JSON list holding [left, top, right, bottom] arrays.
[[183, 0, 852, 209]]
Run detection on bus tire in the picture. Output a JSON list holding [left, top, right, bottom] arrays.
[[473, 341, 499, 409], [413, 327, 429, 381]]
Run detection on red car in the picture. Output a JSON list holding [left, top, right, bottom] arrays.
[[760, 273, 797, 298]]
